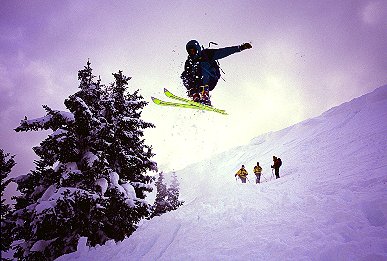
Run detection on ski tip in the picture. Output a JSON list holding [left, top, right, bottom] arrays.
[[163, 88, 168, 92], [151, 97, 156, 102]]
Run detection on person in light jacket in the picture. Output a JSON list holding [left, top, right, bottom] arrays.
[[253, 162, 263, 184], [235, 165, 248, 183]]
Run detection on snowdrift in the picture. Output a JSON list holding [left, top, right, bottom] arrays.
[[58, 85, 387, 261]]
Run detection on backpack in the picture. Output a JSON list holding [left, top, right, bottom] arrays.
[[205, 42, 222, 79], [278, 158, 282, 167]]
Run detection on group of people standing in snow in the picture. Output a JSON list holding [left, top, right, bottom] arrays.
[[235, 156, 282, 184]]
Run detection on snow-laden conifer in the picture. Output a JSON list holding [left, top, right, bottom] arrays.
[[0, 149, 16, 256], [166, 172, 184, 211], [150, 172, 169, 217], [150, 172, 183, 218], [11, 61, 157, 260]]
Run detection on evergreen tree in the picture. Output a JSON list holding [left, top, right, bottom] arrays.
[[166, 172, 184, 211], [0, 149, 16, 258], [150, 172, 184, 218], [11, 61, 157, 260], [150, 172, 169, 217]]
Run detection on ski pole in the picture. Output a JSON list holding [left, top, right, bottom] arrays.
[[261, 173, 268, 182]]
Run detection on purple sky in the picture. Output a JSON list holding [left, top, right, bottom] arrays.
[[1, 1, 386, 197]]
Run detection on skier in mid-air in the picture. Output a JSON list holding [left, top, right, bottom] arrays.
[[181, 40, 252, 105]]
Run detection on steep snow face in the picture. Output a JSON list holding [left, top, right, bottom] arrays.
[[57, 86, 387, 261]]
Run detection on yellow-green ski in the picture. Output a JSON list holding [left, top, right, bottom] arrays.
[[151, 89, 227, 115]]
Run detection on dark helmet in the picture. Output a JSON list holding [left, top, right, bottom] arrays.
[[186, 40, 201, 57]]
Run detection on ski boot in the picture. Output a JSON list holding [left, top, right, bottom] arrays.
[[188, 87, 200, 103], [199, 85, 211, 106]]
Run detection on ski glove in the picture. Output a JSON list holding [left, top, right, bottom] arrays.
[[240, 43, 252, 51]]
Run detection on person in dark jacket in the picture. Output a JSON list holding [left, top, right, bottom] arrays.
[[271, 156, 282, 179], [181, 40, 252, 105]]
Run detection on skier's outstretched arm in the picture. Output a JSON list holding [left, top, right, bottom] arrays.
[[212, 43, 252, 60]]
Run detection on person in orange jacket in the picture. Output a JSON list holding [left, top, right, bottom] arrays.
[[235, 165, 248, 183], [253, 162, 263, 184]]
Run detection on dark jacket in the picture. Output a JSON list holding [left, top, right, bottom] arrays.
[[181, 41, 241, 90], [272, 158, 282, 170]]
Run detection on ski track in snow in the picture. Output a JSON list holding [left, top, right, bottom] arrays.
[[57, 86, 387, 260]]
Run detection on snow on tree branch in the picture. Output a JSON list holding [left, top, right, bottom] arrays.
[[10, 61, 157, 260]]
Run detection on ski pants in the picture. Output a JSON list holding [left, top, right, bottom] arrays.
[[274, 168, 280, 179], [255, 174, 261, 184]]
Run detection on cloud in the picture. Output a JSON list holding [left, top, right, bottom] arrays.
[[0, 55, 68, 181], [0, 64, 15, 112], [361, 1, 387, 25]]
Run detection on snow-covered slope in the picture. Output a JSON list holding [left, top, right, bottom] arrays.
[[58, 85, 387, 261]]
